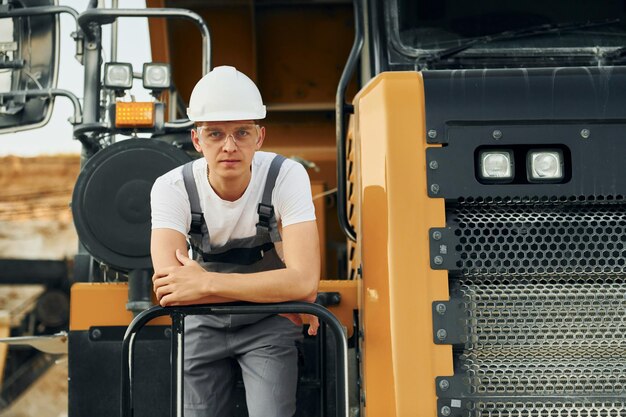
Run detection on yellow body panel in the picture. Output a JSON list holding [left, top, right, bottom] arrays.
[[318, 279, 357, 338], [353, 72, 452, 416], [70, 283, 170, 331]]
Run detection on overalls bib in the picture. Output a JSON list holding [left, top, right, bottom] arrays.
[[181, 155, 302, 417]]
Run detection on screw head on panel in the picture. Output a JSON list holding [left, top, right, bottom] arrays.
[[432, 231, 442, 240], [436, 328, 448, 341], [441, 406, 451, 416], [436, 303, 447, 315], [492, 129, 502, 140], [429, 160, 439, 170], [434, 256, 444, 265], [581, 128, 590, 139], [439, 379, 450, 391], [431, 184, 440, 194], [428, 130, 438, 139]]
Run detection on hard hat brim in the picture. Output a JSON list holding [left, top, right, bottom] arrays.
[[186, 108, 267, 122]]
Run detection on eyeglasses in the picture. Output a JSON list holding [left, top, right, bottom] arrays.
[[196, 124, 259, 145]]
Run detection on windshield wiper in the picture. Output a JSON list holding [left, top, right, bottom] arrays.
[[418, 18, 620, 68]]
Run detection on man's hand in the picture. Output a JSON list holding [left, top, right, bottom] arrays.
[[152, 249, 209, 306], [280, 313, 320, 336]]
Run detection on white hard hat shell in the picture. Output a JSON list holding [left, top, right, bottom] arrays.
[[187, 66, 266, 122]]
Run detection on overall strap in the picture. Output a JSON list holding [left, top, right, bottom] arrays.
[[182, 161, 211, 253], [256, 154, 286, 241]]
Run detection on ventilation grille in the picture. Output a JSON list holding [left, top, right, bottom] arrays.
[[456, 276, 626, 349], [451, 205, 626, 276], [462, 350, 626, 395], [445, 203, 626, 405], [474, 401, 626, 417], [453, 275, 626, 397]]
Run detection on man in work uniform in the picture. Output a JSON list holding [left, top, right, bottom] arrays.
[[150, 65, 320, 417]]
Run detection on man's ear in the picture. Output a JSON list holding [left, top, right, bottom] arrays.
[[191, 128, 203, 154], [256, 125, 266, 150]]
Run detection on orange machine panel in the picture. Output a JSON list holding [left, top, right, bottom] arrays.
[[70, 283, 170, 331], [353, 72, 453, 417], [318, 279, 357, 338]]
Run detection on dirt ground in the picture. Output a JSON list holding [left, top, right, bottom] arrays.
[[0, 155, 79, 417]]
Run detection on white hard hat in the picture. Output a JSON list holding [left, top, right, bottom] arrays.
[[186, 66, 266, 122]]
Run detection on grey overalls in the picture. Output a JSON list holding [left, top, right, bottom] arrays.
[[181, 155, 303, 417]]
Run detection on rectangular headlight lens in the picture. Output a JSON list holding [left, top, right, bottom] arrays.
[[104, 62, 133, 89], [142, 63, 171, 90], [478, 150, 514, 181], [528, 149, 564, 181]]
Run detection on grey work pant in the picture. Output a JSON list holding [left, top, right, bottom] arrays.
[[183, 314, 303, 417]]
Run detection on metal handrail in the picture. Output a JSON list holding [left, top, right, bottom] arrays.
[[77, 8, 211, 75], [0, 89, 82, 124], [0, 5, 79, 22], [121, 302, 348, 417], [335, 0, 364, 242]]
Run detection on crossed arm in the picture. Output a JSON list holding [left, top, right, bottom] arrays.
[[150, 220, 320, 306]]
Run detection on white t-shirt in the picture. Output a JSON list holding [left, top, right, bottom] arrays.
[[150, 151, 316, 248]]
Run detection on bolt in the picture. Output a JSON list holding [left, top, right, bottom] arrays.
[[431, 184, 440, 194], [433, 231, 442, 240], [434, 256, 443, 265], [429, 160, 439, 170], [492, 129, 502, 140], [164, 328, 172, 339], [436, 328, 448, 341], [91, 328, 102, 340], [441, 405, 451, 416], [436, 303, 447, 315], [581, 128, 590, 139], [439, 379, 450, 391], [428, 130, 437, 139]]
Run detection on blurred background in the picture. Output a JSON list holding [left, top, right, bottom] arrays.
[[0, 2, 149, 416]]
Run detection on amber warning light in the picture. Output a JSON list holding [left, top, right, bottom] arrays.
[[115, 102, 155, 128]]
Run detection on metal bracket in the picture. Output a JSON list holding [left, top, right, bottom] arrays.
[[437, 398, 471, 417], [429, 227, 459, 271], [432, 300, 466, 345], [436, 375, 470, 399], [426, 147, 450, 198], [316, 292, 341, 307]]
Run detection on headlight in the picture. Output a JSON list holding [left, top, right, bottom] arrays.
[[104, 62, 133, 90], [142, 63, 171, 90], [478, 150, 514, 181], [528, 149, 564, 181]]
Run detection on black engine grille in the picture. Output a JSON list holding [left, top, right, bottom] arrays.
[[439, 203, 626, 415], [451, 204, 626, 276]]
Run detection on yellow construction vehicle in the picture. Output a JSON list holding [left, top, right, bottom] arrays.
[[2, 0, 626, 416]]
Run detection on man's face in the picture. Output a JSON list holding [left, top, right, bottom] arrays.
[[191, 120, 265, 181]]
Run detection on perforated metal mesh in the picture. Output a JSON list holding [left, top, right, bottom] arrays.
[[451, 204, 626, 276], [453, 276, 626, 396], [445, 202, 626, 407], [474, 401, 626, 416], [462, 351, 626, 395], [456, 276, 626, 349]]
